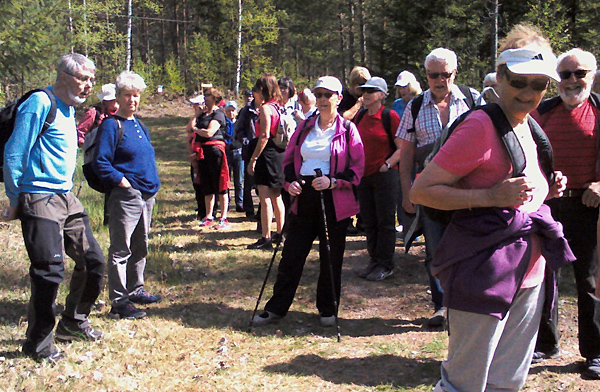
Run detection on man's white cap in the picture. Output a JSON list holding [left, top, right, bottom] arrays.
[[97, 83, 117, 101], [313, 76, 343, 95], [189, 95, 205, 104], [496, 44, 560, 82], [395, 71, 417, 87]]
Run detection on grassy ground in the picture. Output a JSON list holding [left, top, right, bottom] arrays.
[[0, 112, 597, 391]]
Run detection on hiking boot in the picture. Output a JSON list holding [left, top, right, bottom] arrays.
[[214, 218, 230, 230], [356, 261, 376, 278], [582, 357, 600, 379], [531, 348, 560, 364], [129, 288, 162, 304], [365, 265, 394, 281], [319, 313, 336, 327], [427, 308, 446, 327], [22, 342, 64, 364], [247, 237, 273, 250], [199, 217, 214, 227], [236, 205, 245, 212], [55, 321, 104, 342], [251, 311, 282, 327], [109, 302, 147, 320]]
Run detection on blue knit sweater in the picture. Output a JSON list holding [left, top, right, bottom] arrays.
[[92, 115, 160, 195]]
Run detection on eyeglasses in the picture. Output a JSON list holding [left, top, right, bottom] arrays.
[[314, 92, 334, 99], [427, 71, 454, 80], [362, 89, 380, 94], [64, 71, 95, 86], [505, 71, 549, 92], [558, 69, 590, 81]]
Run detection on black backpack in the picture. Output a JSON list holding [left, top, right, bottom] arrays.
[[536, 92, 600, 117], [407, 85, 475, 134], [82, 118, 126, 193], [0, 88, 57, 182], [354, 107, 396, 152], [422, 103, 555, 224]]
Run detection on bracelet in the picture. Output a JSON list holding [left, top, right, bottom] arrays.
[[329, 177, 337, 189], [385, 162, 391, 169], [250, 157, 258, 162]]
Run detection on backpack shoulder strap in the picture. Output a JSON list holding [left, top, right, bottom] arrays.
[[528, 115, 555, 184], [114, 118, 125, 146], [408, 93, 424, 133], [481, 103, 526, 177], [381, 107, 392, 137], [354, 108, 367, 125], [458, 85, 475, 109], [536, 96, 562, 116], [589, 93, 600, 108], [21, 88, 57, 139]]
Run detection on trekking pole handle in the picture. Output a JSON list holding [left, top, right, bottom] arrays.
[[314, 168, 323, 178]]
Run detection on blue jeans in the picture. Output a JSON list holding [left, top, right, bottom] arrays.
[[421, 205, 445, 310], [227, 147, 244, 208]]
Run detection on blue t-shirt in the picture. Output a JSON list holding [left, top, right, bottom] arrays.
[[391, 98, 407, 119], [92, 116, 160, 195]]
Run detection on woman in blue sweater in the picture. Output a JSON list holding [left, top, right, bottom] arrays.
[[92, 71, 161, 320]]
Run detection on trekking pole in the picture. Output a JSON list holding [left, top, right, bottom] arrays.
[[314, 168, 341, 342], [247, 225, 285, 332], [76, 178, 85, 198]]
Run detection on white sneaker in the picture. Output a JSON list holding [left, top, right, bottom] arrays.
[[252, 311, 282, 327], [395, 225, 403, 233]]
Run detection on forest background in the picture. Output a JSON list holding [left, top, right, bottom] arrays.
[[1, 0, 600, 104]]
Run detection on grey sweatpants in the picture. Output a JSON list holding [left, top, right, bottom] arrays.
[[434, 284, 544, 392], [106, 186, 155, 305]]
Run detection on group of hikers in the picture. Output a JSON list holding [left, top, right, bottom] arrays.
[[2, 21, 600, 391]]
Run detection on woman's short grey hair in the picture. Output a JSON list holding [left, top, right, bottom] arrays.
[[425, 48, 458, 71], [115, 71, 147, 94], [55, 53, 95, 82], [557, 48, 597, 74]]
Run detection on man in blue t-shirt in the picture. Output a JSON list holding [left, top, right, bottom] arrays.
[[3, 53, 105, 363]]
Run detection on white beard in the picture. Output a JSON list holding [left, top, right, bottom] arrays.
[[68, 90, 87, 105], [559, 85, 591, 107]]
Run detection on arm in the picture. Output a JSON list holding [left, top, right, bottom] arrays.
[[194, 119, 222, 138], [3, 93, 50, 207], [247, 104, 272, 176], [342, 96, 364, 120], [410, 161, 535, 210], [398, 139, 417, 214], [547, 171, 567, 200]]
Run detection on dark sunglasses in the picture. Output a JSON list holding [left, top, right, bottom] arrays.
[[362, 89, 380, 94], [314, 92, 334, 99], [427, 72, 453, 80], [505, 71, 549, 92], [558, 69, 590, 81]]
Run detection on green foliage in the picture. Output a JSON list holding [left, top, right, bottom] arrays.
[[163, 55, 185, 96]]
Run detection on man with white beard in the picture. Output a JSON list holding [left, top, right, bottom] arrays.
[[531, 48, 600, 379]]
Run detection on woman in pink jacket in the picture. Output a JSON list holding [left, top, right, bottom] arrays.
[[252, 76, 364, 327]]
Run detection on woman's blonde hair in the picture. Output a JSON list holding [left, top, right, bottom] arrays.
[[498, 24, 551, 53]]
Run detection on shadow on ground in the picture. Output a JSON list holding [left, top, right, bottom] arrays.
[[264, 353, 439, 388]]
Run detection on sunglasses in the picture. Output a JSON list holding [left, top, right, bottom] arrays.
[[558, 69, 590, 81], [427, 72, 453, 80], [64, 70, 96, 86], [362, 89, 380, 94], [505, 71, 549, 92], [314, 92, 334, 99]]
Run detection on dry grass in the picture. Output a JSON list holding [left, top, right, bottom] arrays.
[[0, 110, 597, 391]]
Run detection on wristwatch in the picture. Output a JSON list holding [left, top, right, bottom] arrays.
[[384, 162, 391, 169], [330, 177, 337, 189]]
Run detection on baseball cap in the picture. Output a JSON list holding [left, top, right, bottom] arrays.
[[225, 100, 238, 110], [496, 44, 560, 82], [97, 83, 116, 101], [395, 71, 417, 87], [359, 77, 388, 94], [189, 95, 205, 104], [313, 76, 343, 95]]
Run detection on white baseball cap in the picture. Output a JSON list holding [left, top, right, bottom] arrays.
[[313, 76, 343, 95], [496, 44, 560, 82], [395, 71, 417, 87], [97, 83, 116, 101], [189, 95, 205, 104]]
